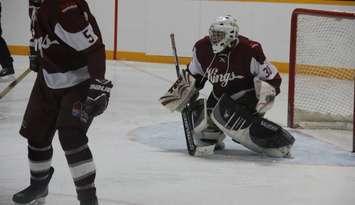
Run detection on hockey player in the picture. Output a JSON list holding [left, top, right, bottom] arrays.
[[12, 0, 113, 205], [161, 15, 294, 157], [0, 1, 14, 80]]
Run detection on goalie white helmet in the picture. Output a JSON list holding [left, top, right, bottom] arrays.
[[209, 15, 239, 54]]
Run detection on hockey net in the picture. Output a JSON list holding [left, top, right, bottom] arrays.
[[287, 8, 355, 152]]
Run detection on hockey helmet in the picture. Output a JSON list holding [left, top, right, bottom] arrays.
[[209, 15, 239, 53]]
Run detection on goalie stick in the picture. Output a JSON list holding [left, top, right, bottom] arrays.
[[170, 33, 197, 156], [170, 34, 216, 156], [0, 68, 31, 100]]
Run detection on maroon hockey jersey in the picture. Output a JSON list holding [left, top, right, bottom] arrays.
[[188, 35, 281, 100], [29, 0, 105, 89]]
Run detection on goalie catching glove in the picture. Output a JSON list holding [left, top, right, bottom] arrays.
[[159, 71, 198, 112], [81, 79, 113, 123]]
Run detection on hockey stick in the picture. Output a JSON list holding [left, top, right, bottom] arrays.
[[0, 68, 31, 100], [170, 33, 197, 156]]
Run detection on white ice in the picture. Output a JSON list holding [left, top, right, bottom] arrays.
[[0, 56, 354, 205]]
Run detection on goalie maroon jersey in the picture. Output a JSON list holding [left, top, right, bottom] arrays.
[[188, 35, 281, 99], [29, 0, 106, 89]]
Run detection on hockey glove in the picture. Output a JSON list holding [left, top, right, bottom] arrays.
[[81, 79, 113, 123], [159, 71, 198, 112], [29, 40, 40, 72], [254, 78, 276, 114]]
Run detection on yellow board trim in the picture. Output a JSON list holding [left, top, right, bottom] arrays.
[[9, 45, 354, 80], [8, 45, 29, 55], [8, 45, 290, 73], [297, 64, 355, 80], [209, 0, 355, 6]]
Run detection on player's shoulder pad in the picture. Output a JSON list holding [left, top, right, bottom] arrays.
[[58, 0, 88, 32], [238, 35, 266, 63]]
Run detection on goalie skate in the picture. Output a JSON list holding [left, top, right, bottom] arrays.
[[194, 144, 216, 157]]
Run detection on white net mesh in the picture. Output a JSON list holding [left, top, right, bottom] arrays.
[[293, 12, 355, 130]]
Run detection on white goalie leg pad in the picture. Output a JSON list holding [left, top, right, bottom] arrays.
[[210, 116, 264, 154], [159, 72, 198, 112], [190, 99, 225, 155], [249, 119, 295, 158], [211, 94, 294, 158], [211, 118, 292, 158], [192, 99, 225, 143]]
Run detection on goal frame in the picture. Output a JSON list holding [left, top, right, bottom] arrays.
[[287, 8, 355, 152]]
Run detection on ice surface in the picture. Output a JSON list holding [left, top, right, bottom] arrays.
[[132, 122, 355, 167], [0, 57, 354, 205]]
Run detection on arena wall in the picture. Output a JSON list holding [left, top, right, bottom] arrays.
[[2, 0, 354, 72]]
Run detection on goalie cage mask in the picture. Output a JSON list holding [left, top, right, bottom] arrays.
[[209, 15, 239, 54]]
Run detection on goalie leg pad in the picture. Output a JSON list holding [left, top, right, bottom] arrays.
[[249, 119, 295, 158], [190, 98, 225, 149], [249, 118, 295, 149], [211, 94, 295, 158], [211, 94, 255, 131], [211, 94, 263, 153]]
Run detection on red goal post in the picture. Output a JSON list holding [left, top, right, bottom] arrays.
[[287, 8, 355, 152]]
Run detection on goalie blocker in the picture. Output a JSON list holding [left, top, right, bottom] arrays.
[[211, 94, 295, 158]]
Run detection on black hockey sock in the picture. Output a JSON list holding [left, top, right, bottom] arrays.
[[58, 128, 97, 200], [77, 186, 97, 202], [27, 142, 53, 182], [65, 145, 97, 201]]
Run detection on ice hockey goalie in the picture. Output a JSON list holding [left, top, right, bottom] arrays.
[[160, 15, 295, 158]]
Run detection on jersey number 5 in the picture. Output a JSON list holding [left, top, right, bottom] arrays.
[[83, 29, 95, 43]]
